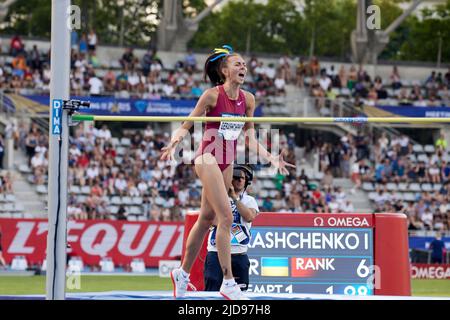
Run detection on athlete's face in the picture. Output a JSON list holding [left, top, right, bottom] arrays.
[[223, 55, 247, 85]]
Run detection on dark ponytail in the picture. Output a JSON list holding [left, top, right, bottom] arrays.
[[204, 45, 236, 85]]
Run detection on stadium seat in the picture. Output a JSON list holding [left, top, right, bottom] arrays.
[[386, 183, 398, 191], [115, 157, 123, 165], [412, 145, 424, 153], [409, 183, 421, 192], [111, 137, 120, 146], [417, 154, 429, 163], [108, 206, 119, 215], [18, 164, 32, 174], [111, 196, 122, 205], [36, 185, 48, 194], [69, 185, 82, 194], [99, 257, 115, 272], [68, 257, 84, 272], [11, 256, 28, 271], [120, 137, 131, 146], [127, 215, 137, 221], [75, 195, 87, 203], [14, 203, 24, 212], [263, 180, 275, 189], [260, 190, 269, 198], [3, 203, 14, 213], [398, 183, 408, 191], [116, 147, 126, 155], [314, 171, 324, 181], [408, 154, 417, 162], [269, 190, 280, 198], [129, 206, 143, 215], [130, 259, 146, 273], [257, 199, 264, 207], [424, 145, 435, 153], [41, 259, 47, 272], [0, 194, 5, 202], [81, 186, 91, 195], [368, 192, 377, 200], [421, 183, 433, 192], [5, 194, 16, 202], [122, 196, 133, 205], [403, 192, 415, 202], [433, 184, 443, 191], [132, 197, 143, 205]]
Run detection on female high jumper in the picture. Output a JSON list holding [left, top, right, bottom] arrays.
[[161, 45, 295, 300]]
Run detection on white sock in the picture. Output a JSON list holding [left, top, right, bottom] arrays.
[[180, 268, 190, 278], [223, 278, 236, 287]]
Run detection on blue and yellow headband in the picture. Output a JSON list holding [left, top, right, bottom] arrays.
[[209, 45, 234, 62]]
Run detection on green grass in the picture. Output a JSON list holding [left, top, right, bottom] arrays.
[[0, 276, 172, 295], [0, 276, 448, 297], [411, 279, 450, 297]]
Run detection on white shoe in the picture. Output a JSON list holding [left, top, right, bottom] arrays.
[[170, 268, 190, 298], [220, 282, 250, 300]]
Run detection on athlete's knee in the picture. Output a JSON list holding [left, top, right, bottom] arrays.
[[197, 215, 215, 230], [216, 213, 233, 229]]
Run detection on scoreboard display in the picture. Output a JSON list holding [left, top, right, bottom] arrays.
[[183, 212, 411, 296], [247, 226, 374, 295]]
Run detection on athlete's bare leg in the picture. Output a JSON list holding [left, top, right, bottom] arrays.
[[181, 153, 234, 280]]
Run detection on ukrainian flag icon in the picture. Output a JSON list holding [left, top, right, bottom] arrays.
[[261, 257, 289, 277]]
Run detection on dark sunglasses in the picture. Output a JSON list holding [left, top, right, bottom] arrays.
[[233, 176, 245, 181]]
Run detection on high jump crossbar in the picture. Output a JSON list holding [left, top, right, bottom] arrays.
[[71, 115, 450, 124]]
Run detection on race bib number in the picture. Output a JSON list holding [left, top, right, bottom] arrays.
[[218, 113, 245, 141]]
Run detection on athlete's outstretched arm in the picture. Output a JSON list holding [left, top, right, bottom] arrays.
[[160, 88, 218, 161], [243, 92, 296, 175]]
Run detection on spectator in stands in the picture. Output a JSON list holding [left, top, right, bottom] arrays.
[[87, 29, 98, 55], [262, 197, 273, 212], [390, 66, 402, 90], [0, 134, 4, 170], [88, 72, 103, 96], [274, 71, 286, 96], [117, 204, 128, 220], [309, 56, 320, 77], [9, 34, 24, 56], [347, 65, 357, 90], [340, 199, 354, 213], [321, 168, 334, 187], [120, 48, 137, 70], [295, 57, 307, 88], [141, 49, 153, 77], [184, 49, 197, 73], [435, 132, 447, 151], [79, 33, 88, 55], [29, 45, 41, 71], [429, 233, 446, 264]]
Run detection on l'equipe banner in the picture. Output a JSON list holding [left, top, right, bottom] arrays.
[[0, 218, 184, 267]]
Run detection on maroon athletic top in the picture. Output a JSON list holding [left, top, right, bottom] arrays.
[[194, 85, 247, 171]]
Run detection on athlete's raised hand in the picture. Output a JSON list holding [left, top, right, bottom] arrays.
[[160, 138, 180, 161], [271, 150, 296, 175]]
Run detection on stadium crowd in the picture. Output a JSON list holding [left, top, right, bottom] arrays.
[[1, 35, 449, 232], [305, 128, 450, 232], [300, 57, 450, 109], [0, 34, 288, 100], [11, 116, 360, 221]]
